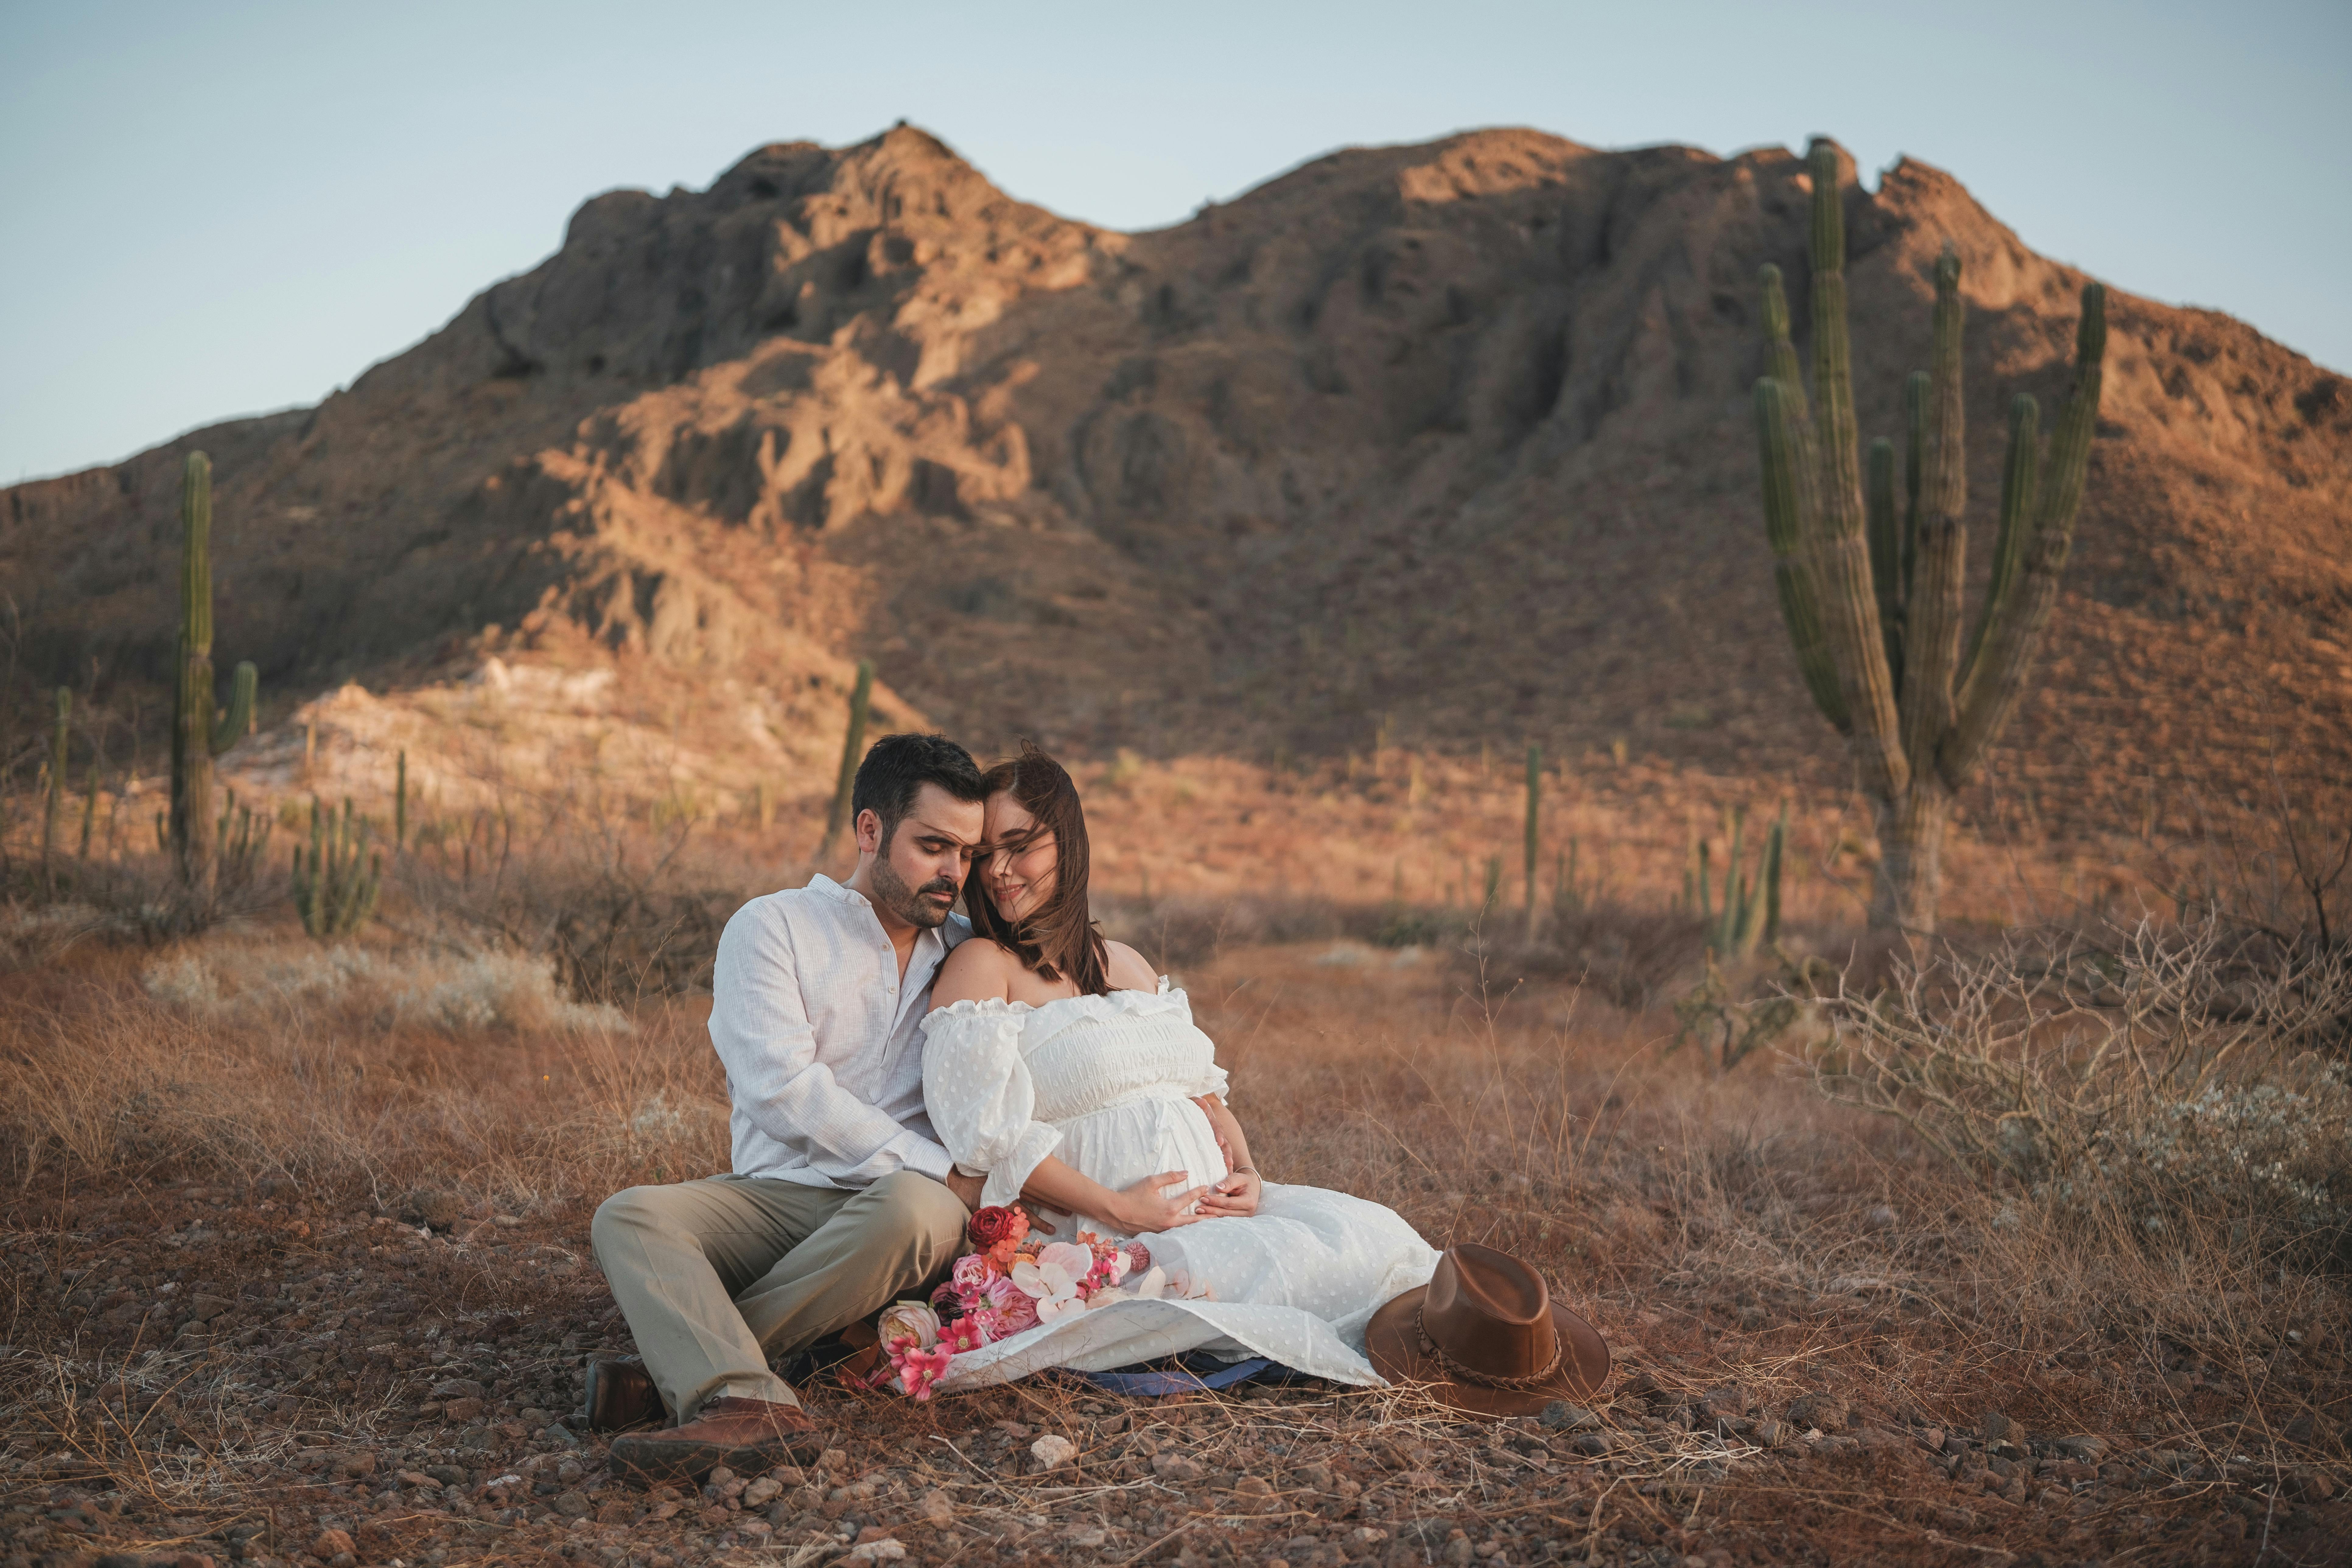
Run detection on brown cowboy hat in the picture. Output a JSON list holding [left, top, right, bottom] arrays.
[[1366, 1243, 1611, 1417]]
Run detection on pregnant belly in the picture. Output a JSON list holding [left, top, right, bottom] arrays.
[[1048, 1096, 1228, 1238]]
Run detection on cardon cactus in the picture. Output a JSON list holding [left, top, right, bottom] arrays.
[[170, 453, 260, 890], [1754, 139, 2106, 933], [818, 659, 875, 863]]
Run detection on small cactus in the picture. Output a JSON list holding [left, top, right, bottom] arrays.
[[1523, 743, 1543, 939], [41, 688, 70, 894], [292, 797, 380, 939], [1686, 806, 1787, 958], [79, 753, 100, 861], [818, 660, 875, 863]]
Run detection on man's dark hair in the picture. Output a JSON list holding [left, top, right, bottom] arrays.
[[851, 733, 987, 844]]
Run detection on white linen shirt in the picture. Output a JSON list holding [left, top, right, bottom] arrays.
[[708, 873, 968, 1188]]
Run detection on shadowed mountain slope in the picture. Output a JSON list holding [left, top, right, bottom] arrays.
[[6, 124, 2347, 836]]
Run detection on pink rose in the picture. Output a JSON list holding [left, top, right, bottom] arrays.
[[985, 1276, 1040, 1336], [951, 1253, 997, 1295]]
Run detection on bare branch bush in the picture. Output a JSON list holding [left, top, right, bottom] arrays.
[[1813, 916, 2352, 1267]]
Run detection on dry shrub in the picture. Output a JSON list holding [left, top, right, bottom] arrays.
[[1468, 900, 1709, 1011], [0, 940, 727, 1204], [1817, 917, 2352, 1269], [389, 802, 751, 1001]]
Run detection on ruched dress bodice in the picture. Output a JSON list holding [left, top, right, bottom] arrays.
[[917, 986, 1438, 1391], [922, 985, 1228, 1234]]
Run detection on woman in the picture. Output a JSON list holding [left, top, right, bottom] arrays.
[[918, 744, 1438, 1391]]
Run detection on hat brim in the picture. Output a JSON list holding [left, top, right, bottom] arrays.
[[1365, 1286, 1611, 1418]]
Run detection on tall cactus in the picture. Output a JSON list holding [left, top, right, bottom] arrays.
[[1754, 139, 2106, 933], [170, 453, 260, 891], [818, 659, 875, 863]]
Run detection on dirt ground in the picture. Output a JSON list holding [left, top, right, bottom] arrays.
[[5, 937, 2347, 1568]]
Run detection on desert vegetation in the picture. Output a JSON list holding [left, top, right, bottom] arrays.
[[4, 712, 2350, 1568]]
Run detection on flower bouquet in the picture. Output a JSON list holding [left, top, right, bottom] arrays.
[[870, 1204, 1204, 1399]]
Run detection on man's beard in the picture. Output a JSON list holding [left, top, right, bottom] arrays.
[[871, 845, 959, 929]]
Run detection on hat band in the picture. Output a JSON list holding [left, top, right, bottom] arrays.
[[1414, 1303, 1565, 1392]]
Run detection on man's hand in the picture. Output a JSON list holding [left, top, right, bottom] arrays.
[[944, 1170, 985, 1212]]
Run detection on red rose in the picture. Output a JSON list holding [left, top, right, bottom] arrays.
[[967, 1206, 1020, 1248]]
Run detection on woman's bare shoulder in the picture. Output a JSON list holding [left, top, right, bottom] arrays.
[[1101, 940, 1160, 993], [933, 937, 1017, 1008]]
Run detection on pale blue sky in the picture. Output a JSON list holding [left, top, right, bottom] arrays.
[[3, 0, 2344, 483]]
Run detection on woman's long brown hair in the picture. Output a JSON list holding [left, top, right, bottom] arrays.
[[967, 742, 1111, 996]]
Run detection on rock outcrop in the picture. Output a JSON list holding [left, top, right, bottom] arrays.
[[5, 123, 2347, 828]]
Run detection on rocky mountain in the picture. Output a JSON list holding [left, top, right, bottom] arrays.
[[6, 123, 2347, 835]]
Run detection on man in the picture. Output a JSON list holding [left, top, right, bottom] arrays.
[[588, 732, 990, 1483]]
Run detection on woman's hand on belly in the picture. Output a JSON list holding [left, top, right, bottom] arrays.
[[1109, 1172, 1211, 1234]]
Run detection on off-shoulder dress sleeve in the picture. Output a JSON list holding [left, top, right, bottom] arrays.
[[1167, 988, 1230, 1101], [921, 1002, 1062, 1209]]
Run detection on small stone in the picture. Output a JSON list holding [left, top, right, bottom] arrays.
[[1296, 1461, 1335, 1491], [1030, 1434, 1078, 1472], [818, 1447, 849, 1471], [709, 1466, 737, 1487], [1981, 1410, 2012, 1444], [1570, 1432, 1612, 1457], [310, 1529, 356, 1559], [1752, 1419, 1787, 1449], [1233, 1475, 1274, 1496], [543, 1423, 582, 1447], [402, 1187, 465, 1231], [844, 1540, 906, 1563], [2051, 1435, 2108, 1461], [552, 1489, 592, 1518], [1539, 1402, 1601, 1432], [1916, 1426, 1945, 1453], [1784, 1393, 1848, 1432], [768, 1463, 807, 1485], [1349, 1528, 1391, 1548], [1866, 1205, 1899, 1229], [1698, 1387, 1748, 1419], [443, 1397, 485, 1422], [425, 1464, 468, 1486], [1153, 1451, 1206, 1484], [919, 1488, 955, 1526]]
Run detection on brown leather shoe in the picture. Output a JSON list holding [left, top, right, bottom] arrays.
[[583, 1356, 663, 1432], [609, 1396, 823, 1486]]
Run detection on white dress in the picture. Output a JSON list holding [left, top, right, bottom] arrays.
[[918, 985, 1438, 1391]]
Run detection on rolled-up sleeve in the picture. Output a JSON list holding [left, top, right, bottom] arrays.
[[711, 905, 953, 1180], [921, 1003, 1062, 1209]]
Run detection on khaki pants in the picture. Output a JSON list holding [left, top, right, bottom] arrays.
[[590, 1170, 967, 1421]]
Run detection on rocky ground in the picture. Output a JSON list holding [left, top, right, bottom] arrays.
[[7, 1176, 2347, 1568]]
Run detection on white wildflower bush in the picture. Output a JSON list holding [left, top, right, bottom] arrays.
[[139, 943, 630, 1034], [1812, 918, 2352, 1266]]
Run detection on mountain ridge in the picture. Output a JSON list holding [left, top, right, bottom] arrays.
[[5, 122, 2347, 843]]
